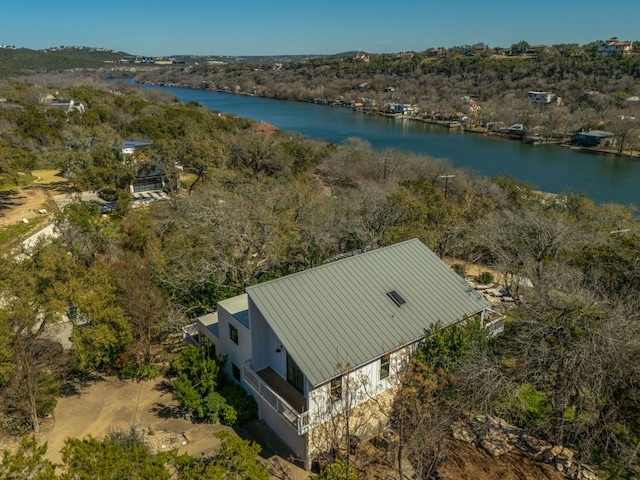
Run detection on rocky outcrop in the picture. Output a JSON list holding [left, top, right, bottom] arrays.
[[452, 415, 600, 480]]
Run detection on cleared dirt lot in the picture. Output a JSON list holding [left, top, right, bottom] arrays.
[[0, 170, 68, 228], [40, 376, 226, 464], [36, 375, 306, 479], [0, 187, 51, 227]]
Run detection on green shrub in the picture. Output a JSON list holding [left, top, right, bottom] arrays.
[[171, 346, 256, 425], [497, 383, 551, 427], [318, 459, 358, 480], [476, 271, 494, 284], [417, 319, 488, 371], [219, 381, 258, 425], [118, 361, 158, 380], [451, 263, 466, 277]]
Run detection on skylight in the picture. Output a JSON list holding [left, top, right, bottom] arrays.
[[387, 290, 407, 307]]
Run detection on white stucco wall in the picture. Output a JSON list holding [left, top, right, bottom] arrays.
[[248, 297, 284, 373], [259, 400, 308, 464], [217, 296, 252, 380]]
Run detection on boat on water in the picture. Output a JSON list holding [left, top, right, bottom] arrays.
[[524, 136, 545, 145]]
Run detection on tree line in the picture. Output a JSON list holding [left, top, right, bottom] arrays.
[[135, 42, 640, 151]]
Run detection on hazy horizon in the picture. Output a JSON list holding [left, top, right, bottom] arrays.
[[3, 0, 639, 57]]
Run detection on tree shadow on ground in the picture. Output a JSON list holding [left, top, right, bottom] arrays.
[[0, 190, 24, 213], [151, 402, 191, 420], [59, 370, 107, 397], [234, 419, 304, 470], [153, 379, 173, 393], [39, 182, 78, 195]]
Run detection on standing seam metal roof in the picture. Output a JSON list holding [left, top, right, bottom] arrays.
[[246, 239, 488, 387]]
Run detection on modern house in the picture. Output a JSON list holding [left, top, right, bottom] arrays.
[[184, 239, 496, 468], [385, 103, 417, 115], [132, 162, 169, 194], [117, 140, 171, 194], [49, 98, 85, 113], [597, 37, 633, 57], [574, 130, 616, 148], [120, 140, 154, 156], [528, 91, 560, 106]]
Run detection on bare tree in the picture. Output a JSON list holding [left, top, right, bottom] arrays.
[[606, 107, 639, 156], [471, 205, 579, 298]]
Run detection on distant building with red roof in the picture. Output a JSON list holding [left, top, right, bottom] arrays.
[[598, 37, 633, 57], [251, 121, 279, 135]]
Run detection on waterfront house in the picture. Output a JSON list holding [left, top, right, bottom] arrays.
[[184, 239, 494, 468], [385, 103, 417, 115], [574, 130, 616, 148]]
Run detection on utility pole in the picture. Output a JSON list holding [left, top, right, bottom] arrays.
[[439, 174, 456, 199]]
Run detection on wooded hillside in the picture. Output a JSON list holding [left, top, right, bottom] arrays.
[[1, 79, 639, 478]]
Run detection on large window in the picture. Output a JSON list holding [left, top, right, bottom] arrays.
[[229, 324, 238, 345], [286, 353, 304, 393], [380, 353, 391, 380], [330, 376, 342, 403]]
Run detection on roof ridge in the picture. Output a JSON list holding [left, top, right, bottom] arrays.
[[246, 238, 420, 292]]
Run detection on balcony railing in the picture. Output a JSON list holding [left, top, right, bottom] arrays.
[[242, 363, 311, 435]]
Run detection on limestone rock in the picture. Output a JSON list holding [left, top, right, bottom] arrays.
[[452, 414, 601, 480], [451, 422, 475, 443]]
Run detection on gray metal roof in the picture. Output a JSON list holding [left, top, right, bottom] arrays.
[[122, 140, 154, 149], [246, 239, 489, 387]]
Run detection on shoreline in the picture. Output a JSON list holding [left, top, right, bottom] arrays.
[[137, 80, 640, 160]]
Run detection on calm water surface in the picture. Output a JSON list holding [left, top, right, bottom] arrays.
[[144, 84, 640, 207]]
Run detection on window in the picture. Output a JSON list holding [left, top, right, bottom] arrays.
[[232, 363, 241, 382], [229, 324, 238, 345], [330, 376, 342, 402], [286, 353, 304, 393], [380, 353, 391, 380]]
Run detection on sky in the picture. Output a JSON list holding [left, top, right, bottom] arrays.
[[2, 0, 639, 57]]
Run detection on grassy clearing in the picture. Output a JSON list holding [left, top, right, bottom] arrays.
[[0, 217, 44, 247], [0, 173, 38, 191], [32, 169, 69, 185]]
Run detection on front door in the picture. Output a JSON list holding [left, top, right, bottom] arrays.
[[286, 352, 304, 393]]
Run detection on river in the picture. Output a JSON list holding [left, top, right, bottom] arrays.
[[141, 84, 640, 207]]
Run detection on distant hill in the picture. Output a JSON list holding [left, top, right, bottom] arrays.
[[0, 46, 129, 77], [0, 46, 355, 77], [199, 52, 354, 63]]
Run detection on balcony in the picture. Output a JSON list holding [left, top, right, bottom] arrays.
[[242, 363, 310, 435]]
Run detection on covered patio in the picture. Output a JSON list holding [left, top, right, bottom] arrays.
[[257, 367, 306, 414]]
